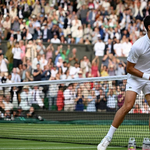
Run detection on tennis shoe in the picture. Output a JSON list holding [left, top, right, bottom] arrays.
[[97, 136, 111, 150]]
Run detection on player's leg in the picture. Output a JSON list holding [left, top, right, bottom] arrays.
[[97, 91, 137, 150], [144, 94, 150, 130]]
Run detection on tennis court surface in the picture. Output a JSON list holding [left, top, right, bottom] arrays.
[[0, 123, 148, 150], [0, 139, 140, 150]]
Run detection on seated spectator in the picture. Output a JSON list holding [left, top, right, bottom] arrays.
[[40, 54, 48, 70], [36, 40, 46, 56], [87, 90, 96, 112], [106, 88, 117, 112], [33, 63, 42, 81], [133, 103, 142, 114], [96, 89, 107, 112], [48, 77, 58, 110], [75, 88, 85, 111], [29, 86, 44, 109], [51, 33, 60, 43], [122, 38, 132, 57], [56, 85, 64, 111], [32, 55, 41, 70], [11, 68, 21, 83], [83, 24, 93, 41], [75, 26, 83, 44], [10, 87, 20, 109], [41, 65, 51, 81], [114, 39, 123, 57], [142, 103, 150, 114], [19, 85, 31, 111], [117, 89, 125, 109], [3, 92, 13, 119], [56, 57, 63, 68], [70, 62, 80, 79], [26, 107, 35, 118], [0, 93, 5, 119], [64, 83, 76, 111]]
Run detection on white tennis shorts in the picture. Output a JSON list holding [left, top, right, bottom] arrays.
[[126, 74, 150, 95]]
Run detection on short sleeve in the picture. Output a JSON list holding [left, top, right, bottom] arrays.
[[127, 46, 141, 64]]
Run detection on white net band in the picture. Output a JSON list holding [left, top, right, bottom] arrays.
[[0, 75, 128, 87]]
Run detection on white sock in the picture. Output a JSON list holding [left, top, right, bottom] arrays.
[[106, 125, 117, 139]]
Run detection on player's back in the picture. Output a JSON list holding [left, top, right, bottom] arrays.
[[127, 34, 150, 74]]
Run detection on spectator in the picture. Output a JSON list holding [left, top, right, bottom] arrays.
[[0, 92, 5, 118], [26, 107, 35, 118], [75, 88, 85, 111], [3, 92, 13, 119], [87, 90, 96, 112], [117, 89, 125, 109], [32, 55, 41, 70], [68, 48, 78, 66], [94, 34, 105, 57], [10, 86, 20, 109], [60, 45, 70, 62], [41, 65, 51, 81], [19, 40, 26, 64], [12, 42, 22, 68], [114, 39, 123, 57], [11, 68, 21, 83], [106, 88, 117, 112], [25, 40, 37, 63], [142, 103, 150, 114], [64, 84, 76, 111], [91, 56, 99, 77], [37, 40, 46, 55], [133, 103, 142, 114], [83, 24, 93, 41], [96, 88, 107, 112], [51, 33, 60, 43], [56, 85, 64, 111], [46, 43, 54, 61], [48, 77, 58, 110], [19, 85, 31, 111], [6, 36, 14, 64], [101, 64, 109, 77], [33, 63, 42, 81], [80, 56, 91, 77], [0, 52, 9, 75], [29, 86, 44, 109]]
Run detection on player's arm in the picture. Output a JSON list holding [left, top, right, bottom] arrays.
[[126, 61, 149, 79]]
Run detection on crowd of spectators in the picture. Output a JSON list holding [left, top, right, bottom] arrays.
[[0, 0, 150, 120]]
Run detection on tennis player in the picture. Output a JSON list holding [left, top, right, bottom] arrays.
[[97, 15, 150, 150]]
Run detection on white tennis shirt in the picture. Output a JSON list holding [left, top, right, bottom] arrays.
[[127, 34, 150, 74]]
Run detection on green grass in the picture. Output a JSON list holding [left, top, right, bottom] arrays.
[[0, 123, 149, 149], [0, 138, 137, 150]]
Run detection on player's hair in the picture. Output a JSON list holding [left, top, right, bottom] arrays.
[[144, 15, 150, 31]]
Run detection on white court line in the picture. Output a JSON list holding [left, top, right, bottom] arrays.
[[0, 147, 122, 149]]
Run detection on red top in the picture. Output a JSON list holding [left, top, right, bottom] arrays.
[[56, 90, 64, 110], [91, 65, 98, 77], [133, 109, 142, 114]]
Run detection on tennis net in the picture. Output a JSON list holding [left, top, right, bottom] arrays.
[[0, 75, 149, 148]]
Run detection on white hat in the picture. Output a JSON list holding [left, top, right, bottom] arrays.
[[23, 85, 29, 89]]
